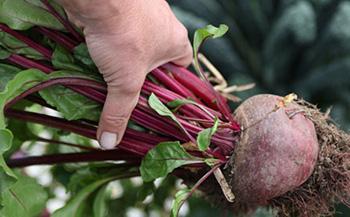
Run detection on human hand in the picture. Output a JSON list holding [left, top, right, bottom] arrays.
[[57, 0, 193, 149]]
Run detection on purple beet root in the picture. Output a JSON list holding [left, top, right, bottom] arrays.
[[231, 94, 319, 205]]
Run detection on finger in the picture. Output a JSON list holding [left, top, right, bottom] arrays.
[[97, 88, 141, 149], [171, 40, 193, 67]]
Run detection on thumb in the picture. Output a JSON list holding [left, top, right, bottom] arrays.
[[97, 85, 141, 149]]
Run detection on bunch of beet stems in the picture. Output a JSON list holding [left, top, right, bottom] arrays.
[[1, 2, 240, 169]]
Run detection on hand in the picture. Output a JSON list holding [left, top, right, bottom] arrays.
[[57, 0, 193, 149]]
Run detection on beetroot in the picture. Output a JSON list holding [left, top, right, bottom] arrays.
[[208, 94, 350, 216], [230, 94, 319, 205]]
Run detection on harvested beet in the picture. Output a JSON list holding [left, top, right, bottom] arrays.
[[216, 94, 350, 216], [231, 94, 319, 205]]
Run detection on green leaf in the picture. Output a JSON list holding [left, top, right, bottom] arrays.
[[0, 69, 47, 128], [170, 188, 191, 217], [0, 63, 21, 92], [167, 98, 197, 109], [0, 175, 48, 217], [167, 98, 213, 116], [204, 158, 220, 167], [0, 129, 16, 193], [148, 93, 181, 126], [0, 68, 101, 122], [25, 0, 66, 16], [39, 84, 101, 122], [0, 0, 64, 30], [52, 177, 114, 217], [73, 44, 95, 67], [0, 48, 10, 59], [0, 69, 89, 126], [193, 24, 229, 75], [3, 102, 37, 159], [52, 45, 84, 72], [0, 31, 43, 59], [136, 181, 155, 202], [196, 117, 219, 151], [93, 185, 108, 217], [67, 164, 138, 195], [67, 167, 102, 195], [140, 141, 201, 182], [0, 69, 101, 191], [72, 43, 100, 77]]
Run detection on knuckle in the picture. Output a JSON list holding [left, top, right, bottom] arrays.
[[184, 42, 193, 58], [108, 75, 145, 95], [176, 25, 190, 45], [170, 25, 192, 61]]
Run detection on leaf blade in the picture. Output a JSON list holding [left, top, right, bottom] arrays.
[[0, 0, 64, 30], [0, 175, 48, 217], [170, 188, 191, 217], [196, 118, 219, 151], [193, 24, 229, 76], [52, 177, 114, 217], [148, 93, 180, 126], [140, 141, 200, 182]]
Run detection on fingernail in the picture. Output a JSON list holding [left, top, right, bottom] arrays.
[[100, 132, 118, 149]]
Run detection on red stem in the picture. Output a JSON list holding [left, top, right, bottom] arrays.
[[3, 34, 236, 154], [124, 128, 169, 145], [5, 77, 107, 110], [0, 24, 52, 59], [35, 137, 97, 151], [7, 54, 52, 73], [162, 63, 240, 131], [134, 100, 233, 153], [36, 27, 76, 51], [7, 150, 140, 167], [173, 163, 222, 210], [151, 68, 199, 102], [41, 0, 84, 42], [25, 95, 55, 109], [131, 108, 186, 141], [143, 80, 220, 120], [162, 63, 219, 109], [190, 163, 222, 195], [4, 109, 169, 156], [5, 109, 97, 139], [6, 54, 107, 103]]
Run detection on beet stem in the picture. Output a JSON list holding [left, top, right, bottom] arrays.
[[41, 0, 84, 42], [151, 68, 199, 102], [5, 77, 107, 110], [7, 150, 140, 167], [36, 27, 76, 51], [0, 24, 52, 59], [35, 136, 97, 151], [5, 109, 97, 139]]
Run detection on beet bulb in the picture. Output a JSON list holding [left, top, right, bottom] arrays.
[[230, 94, 319, 205]]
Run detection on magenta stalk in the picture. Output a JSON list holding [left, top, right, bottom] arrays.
[[7, 150, 140, 167]]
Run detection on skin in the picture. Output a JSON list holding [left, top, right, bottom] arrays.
[[56, 0, 193, 149]]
